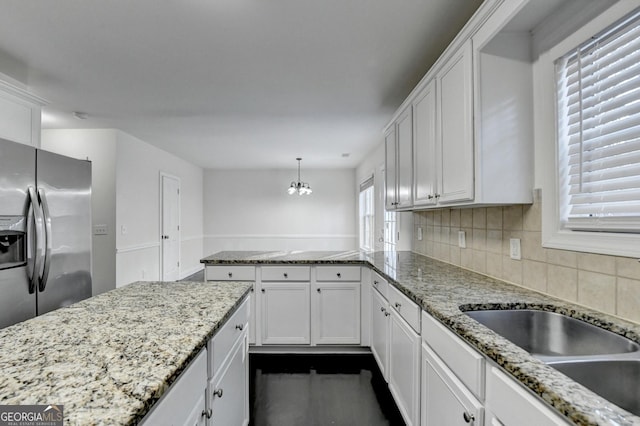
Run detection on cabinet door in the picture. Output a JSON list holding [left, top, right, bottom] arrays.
[[384, 126, 398, 210], [389, 310, 421, 426], [437, 39, 474, 204], [413, 80, 438, 206], [312, 282, 360, 345], [208, 334, 249, 426], [261, 283, 310, 344], [185, 393, 207, 426], [396, 107, 413, 209], [371, 288, 390, 381], [421, 343, 483, 426]]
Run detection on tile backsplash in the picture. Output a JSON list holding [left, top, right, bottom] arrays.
[[412, 190, 640, 324]]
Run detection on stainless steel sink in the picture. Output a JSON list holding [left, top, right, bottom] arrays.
[[548, 359, 640, 416], [464, 309, 639, 359]]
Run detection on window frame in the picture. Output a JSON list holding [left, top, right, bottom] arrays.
[[358, 178, 375, 251], [540, 1, 640, 258]]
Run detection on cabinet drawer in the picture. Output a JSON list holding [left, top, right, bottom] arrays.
[[421, 311, 484, 400], [206, 265, 255, 281], [316, 266, 361, 282], [371, 271, 389, 299], [388, 285, 420, 333], [487, 367, 569, 426], [208, 297, 249, 380], [261, 266, 310, 281]]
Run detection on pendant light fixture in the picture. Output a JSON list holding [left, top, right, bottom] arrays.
[[287, 157, 312, 195]]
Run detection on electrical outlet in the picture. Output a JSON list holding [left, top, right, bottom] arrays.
[[121, 225, 127, 235], [458, 231, 466, 248], [417, 227, 423, 241], [510, 238, 521, 260], [93, 224, 108, 235]]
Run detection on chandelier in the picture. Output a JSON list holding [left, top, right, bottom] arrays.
[[287, 157, 312, 195]]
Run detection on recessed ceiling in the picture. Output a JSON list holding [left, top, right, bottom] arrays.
[[0, 0, 482, 169]]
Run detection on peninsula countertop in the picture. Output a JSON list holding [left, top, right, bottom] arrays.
[[202, 250, 640, 425], [0, 280, 251, 426]]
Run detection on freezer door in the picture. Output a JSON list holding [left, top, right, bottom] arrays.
[[36, 149, 92, 315], [0, 138, 37, 328]]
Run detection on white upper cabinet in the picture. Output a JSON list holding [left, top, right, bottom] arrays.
[[384, 0, 537, 210], [385, 126, 398, 210], [396, 106, 413, 209], [437, 39, 474, 204], [412, 80, 437, 207], [0, 80, 46, 147]]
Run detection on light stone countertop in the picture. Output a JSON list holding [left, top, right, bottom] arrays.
[[202, 250, 640, 426], [0, 280, 251, 426]]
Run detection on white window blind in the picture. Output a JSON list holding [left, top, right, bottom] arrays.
[[555, 8, 640, 232]]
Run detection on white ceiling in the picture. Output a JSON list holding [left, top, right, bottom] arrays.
[[0, 0, 482, 169]]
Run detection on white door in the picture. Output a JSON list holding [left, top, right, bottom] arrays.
[[312, 282, 360, 345], [261, 282, 311, 345], [371, 288, 390, 381], [389, 309, 421, 426], [161, 174, 180, 281]]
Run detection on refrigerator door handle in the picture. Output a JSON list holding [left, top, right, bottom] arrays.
[[37, 188, 53, 292], [27, 186, 44, 294]]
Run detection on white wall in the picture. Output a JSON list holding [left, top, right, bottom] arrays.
[[41, 129, 117, 296], [204, 169, 357, 253], [116, 131, 204, 286]]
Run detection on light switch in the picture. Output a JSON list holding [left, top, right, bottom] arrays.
[[458, 231, 466, 248], [510, 238, 521, 260], [93, 224, 108, 235]]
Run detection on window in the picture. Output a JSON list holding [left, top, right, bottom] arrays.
[[359, 176, 375, 251], [555, 8, 640, 233]]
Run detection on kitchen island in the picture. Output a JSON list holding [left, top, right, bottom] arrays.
[[202, 250, 640, 425], [0, 280, 251, 425]]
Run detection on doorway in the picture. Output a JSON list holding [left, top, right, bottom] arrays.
[[160, 173, 180, 281]]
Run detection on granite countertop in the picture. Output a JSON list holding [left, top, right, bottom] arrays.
[[203, 250, 640, 426], [0, 280, 251, 426]]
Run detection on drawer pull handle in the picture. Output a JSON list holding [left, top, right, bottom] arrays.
[[395, 302, 401, 309], [213, 388, 224, 398], [228, 272, 233, 278], [261, 289, 265, 293], [284, 273, 288, 278], [380, 307, 385, 312], [373, 280, 379, 286], [317, 288, 321, 293], [235, 324, 244, 331], [384, 311, 390, 317], [463, 412, 475, 423], [337, 273, 341, 278], [202, 409, 212, 419]]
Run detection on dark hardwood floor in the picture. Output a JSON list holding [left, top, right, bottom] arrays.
[[250, 354, 405, 426]]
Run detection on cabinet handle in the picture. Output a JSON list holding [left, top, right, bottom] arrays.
[[235, 324, 244, 331], [384, 311, 390, 317], [261, 289, 265, 293], [428, 194, 434, 200], [284, 273, 288, 278], [202, 409, 212, 419], [251, 287, 254, 292], [228, 272, 233, 278], [213, 388, 224, 398], [336, 273, 341, 278], [463, 412, 475, 423], [380, 307, 386, 312], [435, 193, 441, 199], [373, 280, 379, 286], [317, 288, 321, 293], [395, 302, 401, 309]]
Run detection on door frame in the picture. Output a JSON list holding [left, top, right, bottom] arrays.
[[159, 172, 181, 281]]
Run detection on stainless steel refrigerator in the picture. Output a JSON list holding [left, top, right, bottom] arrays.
[[0, 137, 92, 329]]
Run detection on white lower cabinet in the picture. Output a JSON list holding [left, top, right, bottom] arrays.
[[207, 332, 249, 426], [388, 308, 421, 426], [312, 282, 360, 344], [371, 286, 390, 381], [486, 367, 569, 426], [421, 343, 483, 426], [140, 350, 208, 426], [260, 282, 310, 344]]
